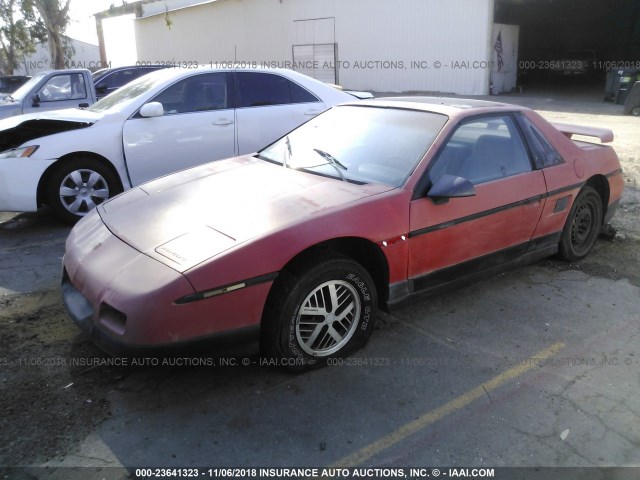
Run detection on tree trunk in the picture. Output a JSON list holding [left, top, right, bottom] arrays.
[[0, 0, 18, 74], [32, 0, 70, 70]]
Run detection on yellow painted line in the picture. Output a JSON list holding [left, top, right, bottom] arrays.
[[330, 342, 566, 468]]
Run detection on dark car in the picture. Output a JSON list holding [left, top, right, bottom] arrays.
[[92, 65, 168, 99], [0, 75, 31, 96]]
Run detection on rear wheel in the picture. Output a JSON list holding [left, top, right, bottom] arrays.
[[46, 158, 122, 224], [631, 107, 640, 117], [261, 253, 377, 371], [558, 186, 603, 261]]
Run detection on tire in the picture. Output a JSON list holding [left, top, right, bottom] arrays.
[[632, 107, 640, 117], [46, 157, 122, 224], [558, 186, 603, 261], [261, 253, 378, 372]]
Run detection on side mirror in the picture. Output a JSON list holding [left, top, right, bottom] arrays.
[[427, 174, 476, 203], [31, 93, 41, 107], [139, 102, 164, 118], [95, 85, 107, 94]]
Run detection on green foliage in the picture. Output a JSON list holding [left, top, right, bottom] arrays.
[[165, 5, 172, 30], [0, 0, 44, 74]]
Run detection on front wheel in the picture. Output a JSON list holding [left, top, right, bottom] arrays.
[[558, 186, 603, 261], [46, 158, 122, 224], [261, 254, 378, 371]]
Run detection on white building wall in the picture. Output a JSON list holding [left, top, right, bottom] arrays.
[[15, 38, 101, 75], [135, 0, 494, 95]]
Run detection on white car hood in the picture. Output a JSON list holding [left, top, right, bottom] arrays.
[[0, 108, 107, 151], [0, 107, 104, 130]]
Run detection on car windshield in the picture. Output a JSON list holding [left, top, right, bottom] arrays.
[[6, 72, 47, 101], [88, 70, 171, 112], [259, 105, 448, 187]]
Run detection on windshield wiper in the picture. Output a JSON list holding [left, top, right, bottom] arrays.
[[312, 148, 347, 181]]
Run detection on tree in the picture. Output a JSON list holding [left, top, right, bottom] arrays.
[[25, 0, 70, 69], [0, 0, 43, 74]]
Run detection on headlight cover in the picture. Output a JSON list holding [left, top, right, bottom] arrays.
[[0, 145, 39, 159]]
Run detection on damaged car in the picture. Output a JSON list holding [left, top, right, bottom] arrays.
[[0, 67, 363, 222], [62, 98, 624, 370]]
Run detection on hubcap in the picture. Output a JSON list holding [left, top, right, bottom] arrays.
[[59, 169, 110, 215], [295, 280, 361, 357]]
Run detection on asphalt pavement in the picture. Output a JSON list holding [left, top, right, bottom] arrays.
[[0, 90, 639, 480]]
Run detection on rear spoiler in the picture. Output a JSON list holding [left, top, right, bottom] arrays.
[[552, 122, 614, 143]]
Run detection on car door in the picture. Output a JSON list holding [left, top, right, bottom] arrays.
[[408, 114, 547, 290], [233, 71, 326, 155], [24, 72, 90, 113], [123, 72, 235, 185]]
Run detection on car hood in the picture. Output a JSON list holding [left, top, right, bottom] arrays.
[[0, 101, 24, 121], [98, 156, 393, 272], [0, 108, 103, 151]]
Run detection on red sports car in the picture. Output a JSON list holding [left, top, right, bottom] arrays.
[[62, 97, 623, 370]]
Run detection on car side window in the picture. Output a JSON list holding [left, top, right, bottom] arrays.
[[517, 114, 564, 168], [38, 73, 87, 102], [151, 73, 229, 114], [429, 115, 532, 185], [235, 72, 319, 108]]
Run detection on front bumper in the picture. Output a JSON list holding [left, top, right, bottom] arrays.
[[62, 211, 270, 355], [62, 271, 260, 357], [0, 157, 55, 212]]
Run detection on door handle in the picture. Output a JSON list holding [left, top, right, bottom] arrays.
[[78, 103, 89, 108], [304, 110, 321, 116], [213, 119, 233, 126]]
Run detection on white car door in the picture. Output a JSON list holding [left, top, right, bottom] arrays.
[[24, 72, 91, 114], [234, 72, 326, 155], [123, 72, 236, 185]]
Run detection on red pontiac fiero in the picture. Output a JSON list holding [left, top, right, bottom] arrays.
[[62, 98, 623, 369]]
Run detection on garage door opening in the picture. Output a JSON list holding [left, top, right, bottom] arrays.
[[494, 0, 640, 98]]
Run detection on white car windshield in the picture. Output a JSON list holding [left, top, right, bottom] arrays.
[[88, 71, 171, 112], [259, 105, 448, 187]]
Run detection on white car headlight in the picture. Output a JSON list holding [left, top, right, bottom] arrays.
[[0, 145, 39, 159]]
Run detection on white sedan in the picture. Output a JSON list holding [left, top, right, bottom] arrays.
[[0, 67, 362, 222]]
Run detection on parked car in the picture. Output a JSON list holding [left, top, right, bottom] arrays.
[[0, 75, 31, 96], [0, 67, 364, 222], [0, 69, 96, 120], [92, 65, 168, 99], [62, 97, 624, 370]]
